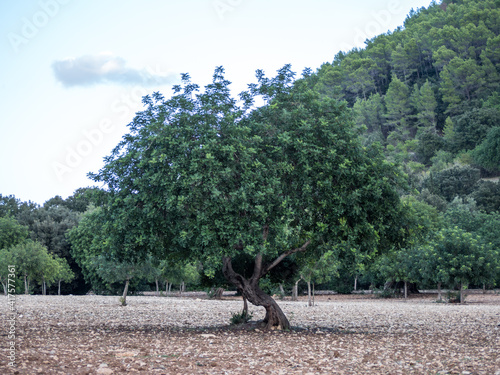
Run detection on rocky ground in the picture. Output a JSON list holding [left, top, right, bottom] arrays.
[[1, 292, 499, 374]]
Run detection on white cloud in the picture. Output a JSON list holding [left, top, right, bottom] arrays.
[[52, 52, 177, 87]]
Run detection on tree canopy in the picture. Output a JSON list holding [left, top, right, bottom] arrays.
[[90, 66, 409, 329]]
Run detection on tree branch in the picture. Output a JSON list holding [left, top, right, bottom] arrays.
[[252, 253, 263, 283], [261, 240, 311, 278], [262, 224, 269, 242], [222, 256, 245, 289]]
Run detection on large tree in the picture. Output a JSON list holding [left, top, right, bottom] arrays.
[[91, 66, 408, 330]]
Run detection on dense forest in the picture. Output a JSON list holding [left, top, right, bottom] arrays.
[[1, 0, 499, 310]]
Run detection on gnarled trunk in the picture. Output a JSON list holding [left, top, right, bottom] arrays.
[[223, 256, 290, 330], [221, 239, 310, 331]]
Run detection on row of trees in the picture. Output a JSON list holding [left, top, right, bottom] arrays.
[[66, 206, 200, 304], [0, 216, 74, 295], [0, 192, 201, 298]]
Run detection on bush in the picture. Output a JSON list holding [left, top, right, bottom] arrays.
[[374, 287, 397, 299], [230, 311, 253, 325]]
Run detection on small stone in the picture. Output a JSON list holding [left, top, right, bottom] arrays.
[[200, 334, 216, 338], [96, 368, 113, 375]]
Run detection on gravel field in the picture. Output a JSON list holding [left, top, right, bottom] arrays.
[[1, 293, 499, 374]]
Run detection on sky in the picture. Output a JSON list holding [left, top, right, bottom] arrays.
[[0, 0, 433, 206]]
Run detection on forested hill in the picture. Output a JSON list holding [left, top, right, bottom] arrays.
[[305, 0, 500, 212]]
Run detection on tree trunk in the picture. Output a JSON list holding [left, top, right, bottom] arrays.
[[292, 278, 301, 301], [460, 282, 465, 304], [213, 287, 224, 299], [354, 275, 358, 291], [404, 280, 408, 299], [223, 256, 290, 330], [42, 277, 46, 296], [242, 294, 248, 318], [306, 280, 310, 303], [312, 282, 315, 307], [1, 281, 7, 295], [121, 279, 130, 306], [279, 283, 285, 296], [58, 280, 61, 296], [437, 282, 442, 302], [24, 274, 29, 295], [155, 278, 159, 296]]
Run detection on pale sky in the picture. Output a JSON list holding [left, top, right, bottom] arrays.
[[0, 0, 433, 205]]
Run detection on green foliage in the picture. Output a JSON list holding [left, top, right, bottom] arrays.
[[0, 216, 28, 250], [8, 240, 53, 293], [472, 127, 500, 172], [439, 57, 486, 114], [451, 108, 500, 152], [384, 75, 411, 133], [374, 287, 397, 299], [400, 196, 443, 243], [0, 249, 15, 294], [90, 66, 408, 292], [310, 0, 500, 208], [297, 251, 339, 285], [411, 80, 437, 129], [416, 130, 444, 166], [469, 180, 500, 213], [444, 198, 500, 251], [230, 310, 253, 325], [67, 207, 109, 291], [353, 93, 385, 137], [430, 150, 454, 173], [417, 189, 448, 212], [54, 257, 75, 285], [430, 227, 499, 288], [376, 247, 421, 287], [160, 260, 201, 288], [422, 165, 481, 201]]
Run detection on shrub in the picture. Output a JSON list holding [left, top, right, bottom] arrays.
[[230, 311, 253, 325]]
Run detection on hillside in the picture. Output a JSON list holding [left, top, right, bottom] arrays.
[[307, 0, 500, 212]]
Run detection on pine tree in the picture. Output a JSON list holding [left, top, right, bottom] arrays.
[[384, 75, 411, 133], [411, 80, 437, 130]]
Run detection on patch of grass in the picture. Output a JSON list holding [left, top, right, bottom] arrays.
[[230, 311, 253, 325]]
